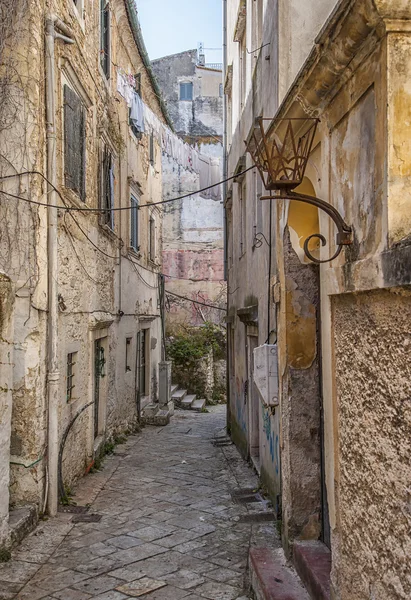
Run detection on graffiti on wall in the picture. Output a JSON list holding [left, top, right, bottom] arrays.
[[263, 408, 279, 475], [234, 376, 247, 433]]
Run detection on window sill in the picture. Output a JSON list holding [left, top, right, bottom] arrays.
[[99, 223, 117, 244], [70, 3, 85, 33], [148, 259, 160, 270], [128, 247, 141, 260], [129, 128, 143, 142], [61, 187, 87, 210], [98, 64, 111, 92]]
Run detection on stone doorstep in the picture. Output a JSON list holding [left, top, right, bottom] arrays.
[[171, 384, 179, 396], [8, 504, 38, 549], [293, 541, 331, 600], [249, 547, 310, 600]]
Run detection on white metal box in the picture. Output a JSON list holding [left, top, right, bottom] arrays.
[[253, 344, 279, 407]]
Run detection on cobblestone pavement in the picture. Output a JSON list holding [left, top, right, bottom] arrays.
[[1, 406, 279, 600]]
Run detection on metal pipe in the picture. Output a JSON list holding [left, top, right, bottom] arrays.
[[45, 15, 74, 517], [222, 0, 228, 282], [222, 0, 231, 433]]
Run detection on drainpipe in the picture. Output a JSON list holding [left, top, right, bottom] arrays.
[[45, 15, 74, 517], [222, 0, 228, 282], [222, 0, 231, 433]]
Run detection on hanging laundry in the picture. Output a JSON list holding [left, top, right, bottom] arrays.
[[130, 92, 145, 133]]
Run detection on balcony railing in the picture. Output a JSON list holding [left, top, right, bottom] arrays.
[[202, 62, 223, 70]]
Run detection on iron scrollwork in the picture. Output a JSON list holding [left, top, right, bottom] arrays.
[[245, 116, 353, 264], [261, 190, 352, 264]]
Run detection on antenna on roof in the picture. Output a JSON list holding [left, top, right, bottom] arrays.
[[197, 42, 205, 66]]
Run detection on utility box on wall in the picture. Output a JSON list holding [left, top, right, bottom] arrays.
[[253, 344, 279, 406]]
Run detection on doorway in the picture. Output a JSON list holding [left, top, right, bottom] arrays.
[[138, 329, 148, 398], [94, 338, 106, 439]]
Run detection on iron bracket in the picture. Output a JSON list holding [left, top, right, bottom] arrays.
[[260, 191, 352, 264]]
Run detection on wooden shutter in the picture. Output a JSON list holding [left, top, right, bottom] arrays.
[[64, 85, 86, 201]]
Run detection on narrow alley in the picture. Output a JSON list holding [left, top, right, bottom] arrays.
[[0, 408, 300, 600]]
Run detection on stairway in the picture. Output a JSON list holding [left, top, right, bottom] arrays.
[[171, 384, 207, 412]]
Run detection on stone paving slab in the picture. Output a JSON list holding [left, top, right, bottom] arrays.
[[2, 406, 282, 600]]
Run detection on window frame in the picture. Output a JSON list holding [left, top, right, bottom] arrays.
[[125, 337, 132, 373], [100, 144, 115, 230], [179, 82, 193, 101], [100, 0, 111, 79], [66, 352, 77, 402], [239, 180, 247, 257], [149, 214, 156, 262], [63, 83, 86, 202], [130, 193, 140, 252], [149, 131, 155, 165]]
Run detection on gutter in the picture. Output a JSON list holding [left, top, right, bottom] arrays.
[[125, 0, 174, 130]]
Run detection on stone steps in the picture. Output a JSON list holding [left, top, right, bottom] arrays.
[[172, 387, 208, 412], [171, 389, 187, 406], [171, 383, 179, 396], [293, 541, 331, 600], [249, 547, 310, 600], [141, 401, 174, 426], [191, 398, 206, 412]]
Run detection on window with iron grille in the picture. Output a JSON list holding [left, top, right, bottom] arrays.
[[100, 0, 110, 78], [180, 82, 193, 101], [66, 352, 77, 401], [130, 194, 139, 251], [100, 146, 114, 229], [64, 85, 86, 200]]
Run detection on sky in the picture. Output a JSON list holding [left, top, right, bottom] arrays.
[[136, 0, 223, 63]]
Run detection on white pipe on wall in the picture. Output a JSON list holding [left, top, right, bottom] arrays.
[[45, 15, 74, 517]]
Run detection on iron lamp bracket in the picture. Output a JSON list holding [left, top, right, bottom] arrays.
[[261, 191, 353, 264]]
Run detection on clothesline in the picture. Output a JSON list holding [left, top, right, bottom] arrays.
[[116, 67, 219, 180]]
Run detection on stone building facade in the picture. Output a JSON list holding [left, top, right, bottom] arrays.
[[0, 0, 170, 549], [225, 1, 411, 599], [152, 50, 225, 325]]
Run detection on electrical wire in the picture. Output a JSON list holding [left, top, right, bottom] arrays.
[[166, 290, 227, 312], [0, 166, 254, 212]]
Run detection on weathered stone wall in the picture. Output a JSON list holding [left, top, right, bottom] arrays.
[[0, 274, 14, 546], [0, 0, 167, 526], [226, 2, 411, 596], [332, 289, 411, 600]]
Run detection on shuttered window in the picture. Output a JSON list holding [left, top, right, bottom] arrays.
[[100, 147, 114, 229], [130, 194, 139, 251], [64, 85, 86, 201], [179, 82, 193, 101], [149, 215, 156, 261], [100, 0, 110, 78]]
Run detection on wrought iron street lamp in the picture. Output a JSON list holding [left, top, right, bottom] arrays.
[[245, 117, 352, 263]]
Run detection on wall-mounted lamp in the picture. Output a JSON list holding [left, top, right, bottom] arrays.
[[245, 117, 352, 263]]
